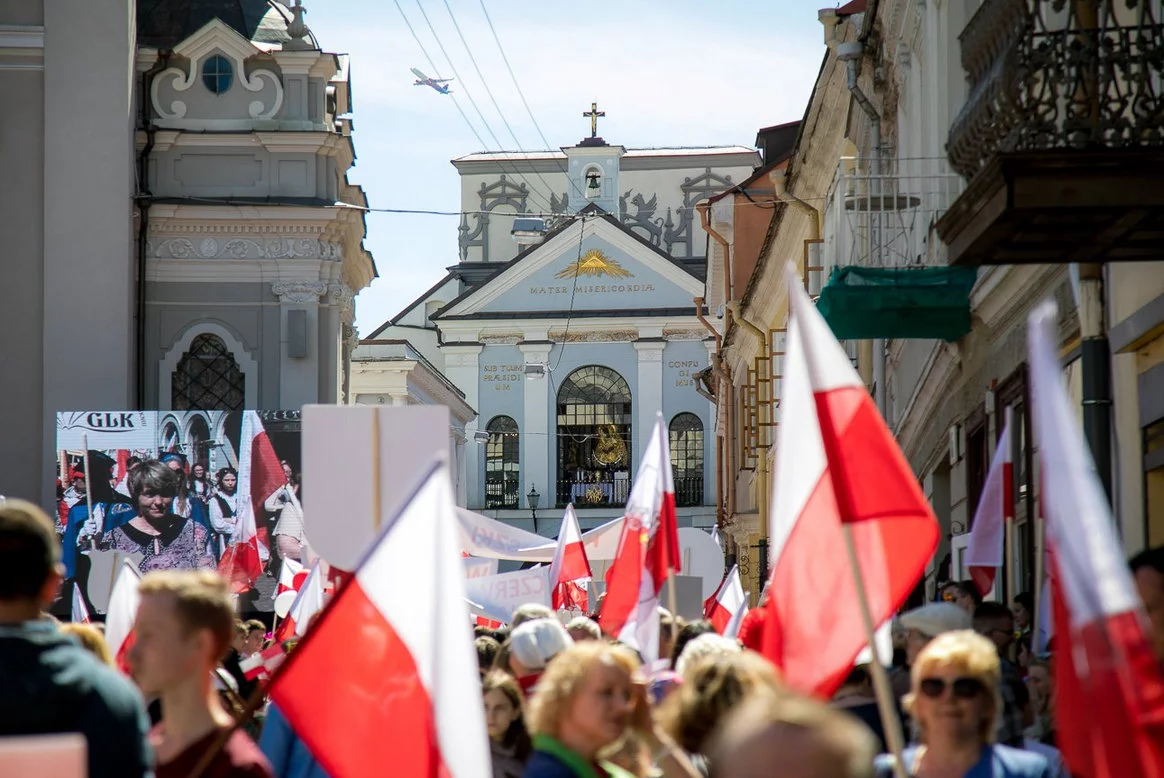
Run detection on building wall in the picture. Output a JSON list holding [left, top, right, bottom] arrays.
[[0, 3, 46, 502]]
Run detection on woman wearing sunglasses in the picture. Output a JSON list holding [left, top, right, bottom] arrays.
[[876, 630, 1053, 777]]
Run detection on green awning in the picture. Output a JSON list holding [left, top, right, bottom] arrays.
[[817, 265, 978, 342]]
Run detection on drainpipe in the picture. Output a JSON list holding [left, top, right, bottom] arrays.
[[698, 203, 733, 304], [695, 296, 730, 554], [771, 169, 822, 241], [837, 40, 887, 415], [135, 50, 171, 409], [724, 301, 770, 576], [1078, 263, 1113, 502]]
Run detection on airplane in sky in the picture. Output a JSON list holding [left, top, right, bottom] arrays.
[[411, 68, 453, 94]]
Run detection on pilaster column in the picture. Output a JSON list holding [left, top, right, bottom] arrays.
[[444, 344, 484, 507], [520, 341, 553, 525], [272, 280, 327, 410], [634, 339, 667, 470]]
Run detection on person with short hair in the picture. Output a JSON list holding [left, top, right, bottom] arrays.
[[973, 602, 1024, 746], [674, 633, 742, 680], [941, 581, 984, 614], [668, 620, 716, 670], [0, 497, 152, 778], [242, 620, 266, 656], [128, 569, 273, 777], [877, 630, 1053, 777], [566, 616, 602, 642], [477, 635, 501, 679], [708, 689, 878, 778], [511, 602, 555, 629]]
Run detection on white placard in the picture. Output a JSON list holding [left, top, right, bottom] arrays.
[[463, 567, 552, 624], [302, 406, 449, 570], [463, 556, 499, 579]]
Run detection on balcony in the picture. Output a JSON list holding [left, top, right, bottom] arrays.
[[937, 0, 1164, 266], [557, 473, 630, 509], [816, 158, 978, 341]]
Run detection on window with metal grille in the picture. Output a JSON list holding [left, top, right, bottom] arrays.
[[669, 413, 704, 507], [172, 334, 245, 412], [485, 415, 520, 509], [556, 365, 632, 508]]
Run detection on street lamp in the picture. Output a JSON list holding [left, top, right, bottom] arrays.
[[527, 484, 540, 533]]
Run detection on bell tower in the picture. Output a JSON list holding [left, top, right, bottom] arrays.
[[563, 102, 624, 214]]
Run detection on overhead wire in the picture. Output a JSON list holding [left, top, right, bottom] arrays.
[[441, 0, 563, 211], [411, 0, 555, 212]]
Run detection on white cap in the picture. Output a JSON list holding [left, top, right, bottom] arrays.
[[509, 618, 574, 671], [899, 602, 972, 638]]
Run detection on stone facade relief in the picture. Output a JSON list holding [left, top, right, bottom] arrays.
[[148, 236, 343, 260]]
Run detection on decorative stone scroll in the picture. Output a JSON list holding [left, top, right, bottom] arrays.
[[272, 280, 328, 303]]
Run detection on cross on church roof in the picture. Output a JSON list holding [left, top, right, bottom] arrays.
[[583, 102, 605, 139]]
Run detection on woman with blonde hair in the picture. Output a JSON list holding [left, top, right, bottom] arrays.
[[523, 641, 699, 778], [875, 630, 1053, 777], [60, 622, 115, 667]]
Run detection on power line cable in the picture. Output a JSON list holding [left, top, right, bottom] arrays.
[[440, 0, 562, 209], [412, 0, 553, 212]]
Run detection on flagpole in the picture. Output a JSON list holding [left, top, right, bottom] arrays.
[[82, 434, 96, 550], [1031, 496, 1044, 654], [666, 571, 679, 647], [841, 525, 910, 778]]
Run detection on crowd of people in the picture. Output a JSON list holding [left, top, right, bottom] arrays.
[[4, 493, 1164, 777], [56, 451, 306, 588]]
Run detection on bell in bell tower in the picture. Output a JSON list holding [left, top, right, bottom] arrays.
[[563, 102, 624, 215]]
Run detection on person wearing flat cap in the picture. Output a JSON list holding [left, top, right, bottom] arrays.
[[890, 602, 973, 703]]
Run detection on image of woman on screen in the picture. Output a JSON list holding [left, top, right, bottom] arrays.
[[101, 459, 216, 572], [265, 460, 304, 563]]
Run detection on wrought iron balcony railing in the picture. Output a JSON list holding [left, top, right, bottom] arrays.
[[948, 0, 1164, 181], [557, 474, 631, 509]]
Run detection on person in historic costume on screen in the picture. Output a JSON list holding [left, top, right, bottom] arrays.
[[101, 459, 216, 573], [62, 451, 132, 582], [189, 462, 212, 507], [158, 451, 216, 559], [208, 467, 240, 558], [265, 460, 304, 563]]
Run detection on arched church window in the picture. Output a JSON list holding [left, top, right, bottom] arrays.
[[485, 416, 520, 510], [669, 413, 704, 508], [172, 334, 245, 412], [202, 55, 234, 95], [583, 165, 603, 200], [556, 366, 631, 508]]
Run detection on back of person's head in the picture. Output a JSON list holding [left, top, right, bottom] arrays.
[[1131, 545, 1164, 575], [60, 622, 116, 667], [476, 635, 500, 676], [138, 570, 234, 663], [675, 633, 742, 678], [509, 618, 574, 673], [973, 601, 1014, 625], [510, 603, 555, 629], [708, 690, 876, 778], [566, 616, 601, 641], [244, 619, 265, 636], [670, 620, 716, 669], [1012, 591, 1034, 614], [0, 498, 61, 602], [660, 650, 783, 756]]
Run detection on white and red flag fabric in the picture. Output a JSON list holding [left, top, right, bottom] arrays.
[[549, 505, 593, 612], [71, 582, 91, 624], [703, 564, 747, 635], [762, 264, 939, 699], [598, 413, 682, 664], [274, 560, 324, 643], [240, 643, 286, 682], [218, 411, 280, 593], [1028, 301, 1164, 778], [964, 408, 1013, 597], [104, 559, 141, 674], [269, 463, 489, 778], [273, 557, 305, 599]]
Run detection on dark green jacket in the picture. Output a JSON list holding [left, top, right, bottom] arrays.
[[0, 620, 153, 778]]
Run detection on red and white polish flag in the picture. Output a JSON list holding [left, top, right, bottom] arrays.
[[549, 504, 593, 613], [1028, 302, 1164, 778], [703, 564, 747, 636], [104, 559, 142, 674], [219, 411, 281, 593], [240, 643, 286, 681], [274, 560, 325, 643], [598, 413, 682, 664], [762, 264, 939, 699], [270, 464, 489, 778], [273, 557, 305, 600], [964, 408, 1013, 597], [71, 582, 91, 625]]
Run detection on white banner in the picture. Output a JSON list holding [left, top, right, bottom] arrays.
[[56, 412, 156, 451], [463, 567, 551, 624], [456, 508, 625, 562], [462, 556, 499, 579]]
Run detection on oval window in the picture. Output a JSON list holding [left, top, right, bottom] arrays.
[[201, 55, 233, 95]]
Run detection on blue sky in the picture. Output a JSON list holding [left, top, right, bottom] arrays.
[[305, 1, 835, 332]]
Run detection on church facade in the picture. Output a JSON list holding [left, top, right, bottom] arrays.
[[355, 122, 757, 536], [0, 1, 374, 506]]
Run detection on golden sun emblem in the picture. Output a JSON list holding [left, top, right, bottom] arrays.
[[555, 249, 634, 279]]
